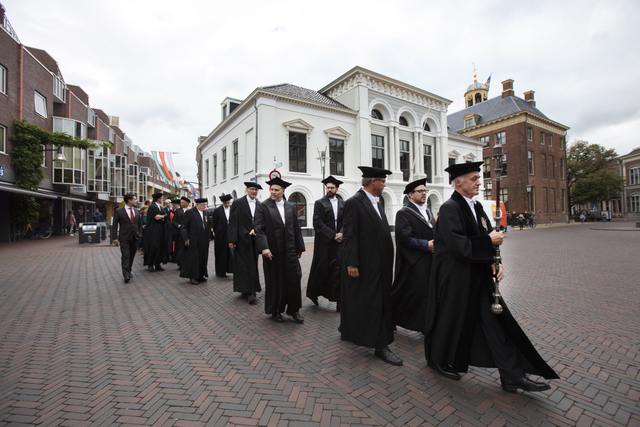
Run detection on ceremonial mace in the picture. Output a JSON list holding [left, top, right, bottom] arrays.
[[490, 145, 504, 315]]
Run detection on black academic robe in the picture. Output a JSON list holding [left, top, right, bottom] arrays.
[[391, 203, 435, 333], [255, 198, 305, 315], [179, 207, 210, 280], [164, 208, 177, 260], [170, 207, 186, 264], [228, 196, 262, 294], [306, 196, 344, 302], [143, 202, 169, 266], [340, 189, 395, 349], [211, 205, 233, 276], [424, 191, 558, 379]]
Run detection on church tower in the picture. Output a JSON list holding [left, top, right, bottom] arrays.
[[464, 65, 490, 107]]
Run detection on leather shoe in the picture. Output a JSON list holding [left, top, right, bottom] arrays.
[[501, 377, 551, 393], [374, 348, 403, 366], [310, 296, 319, 306], [247, 293, 257, 304], [189, 279, 198, 285], [427, 361, 461, 380], [197, 277, 207, 282], [155, 265, 165, 271], [124, 276, 130, 283], [147, 265, 155, 272], [272, 313, 284, 323], [289, 312, 304, 324]]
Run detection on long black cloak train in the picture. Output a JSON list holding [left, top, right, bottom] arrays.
[[179, 207, 210, 281], [227, 196, 262, 294], [211, 205, 233, 276]]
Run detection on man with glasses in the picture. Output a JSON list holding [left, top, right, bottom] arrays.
[[340, 166, 401, 366]]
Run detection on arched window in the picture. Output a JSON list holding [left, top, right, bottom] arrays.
[[475, 93, 482, 104], [423, 122, 431, 132], [399, 116, 408, 127], [232, 190, 237, 200], [212, 196, 217, 207], [288, 192, 307, 227], [402, 195, 410, 206], [371, 109, 383, 120]]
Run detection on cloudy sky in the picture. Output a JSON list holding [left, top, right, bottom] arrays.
[[4, 0, 639, 181]]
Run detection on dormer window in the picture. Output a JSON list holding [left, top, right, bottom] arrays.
[[371, 109, 383, 120], [465, 118, 474, 128], [463, 113, 480, 129], [399, 116, 408, 127]]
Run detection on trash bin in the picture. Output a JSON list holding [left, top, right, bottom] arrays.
[[79, 222, 101, 244]]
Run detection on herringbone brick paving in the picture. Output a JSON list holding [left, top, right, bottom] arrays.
[[0, 221, 638, 426]]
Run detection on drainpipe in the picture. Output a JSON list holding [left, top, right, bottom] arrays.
[[19, 44, 23, 119], [254, 99, 259, 182]]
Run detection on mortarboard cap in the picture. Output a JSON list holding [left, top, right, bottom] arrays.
[[403, 178, 428, 194], [219, 194, 232, 202], [152, 192, 164, 200], [358, 166, 392, 178], [171, 199, 181, 204], [180, 197, 191, 203], [194, 198, 208, 204], [321, 175, 343, 186], [444, 161, 483, 182], [266, 177, 292, 189], [244, 181, 263, 189]]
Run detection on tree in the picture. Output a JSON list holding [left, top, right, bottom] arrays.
[[567, 141, 623, 210]]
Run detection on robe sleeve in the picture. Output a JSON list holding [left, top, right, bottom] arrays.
[[181, 211, 191, 242], [293, 210, 305, 253], [314, 200, 336, 242], [227, 202, 238, 244], [254, 204, 269, 253], [341, 198, 360, 268]]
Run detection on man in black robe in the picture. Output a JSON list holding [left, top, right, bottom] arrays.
[[228, 182, 263, 304], [424, 162, 558, 392], [166, 199, 181, 262], [180, 198, 210, 285], [143, 192, 169, 272], [171, 197, 190, 266], [340, 166, 401, 366], [255, 177, 305, 323], [212, 194, 233, 277], [306, 175, 344, 311], [391, 178, 435, 333]]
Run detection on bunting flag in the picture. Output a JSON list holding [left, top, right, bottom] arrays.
[[189, 184, 196, 197], [485, 73, 492, 89], [151, 151, 182, 185]]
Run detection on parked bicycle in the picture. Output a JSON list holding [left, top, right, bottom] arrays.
[[18, 223, 53, 240]]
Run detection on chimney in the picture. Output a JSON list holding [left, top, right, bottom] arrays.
[[501, 79, 514, 99], [524, 90, 536, 107]]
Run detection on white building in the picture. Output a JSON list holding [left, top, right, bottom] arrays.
[[197, 66, 484, 233]]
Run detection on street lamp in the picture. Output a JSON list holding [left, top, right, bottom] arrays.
[[526, 184, 532, 213], [316, 148, 330, 192], [42, 146, 67, 163], [490, 144, 504, 315]]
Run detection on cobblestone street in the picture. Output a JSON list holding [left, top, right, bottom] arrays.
[[1, 221, 639, 426]]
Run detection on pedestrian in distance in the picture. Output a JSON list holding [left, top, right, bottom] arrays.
[[111, 194, 143, 283], [424, 162, 558, 393], [66, 210, 76, 236], [92, 208, 105, 223], [306, 175, 344, 311], [340, 166, 401, 366]]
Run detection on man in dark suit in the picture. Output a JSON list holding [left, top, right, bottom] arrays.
[[255, 177, 305, 324], [306, 175, 344, 311], [111, 193, 143, 283], [180, 198, 210, 285], [391, 178, 435, 333], [424, 162, 558, 392], [143, 192, 169, 272], [228, 182, 263, 304], [211, 194, 233, 277], [171, 197, 189, 266], [340, 166, 401, 366]]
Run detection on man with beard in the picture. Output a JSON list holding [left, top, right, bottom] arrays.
[[171, 197, 190, 266], [255, 177, 305, 323], [180, 198, 210, 285], [391, 178, 435, 333], [228, 182, 263, 305], [424, 162, 558, 392], [144, 192, 169, 272], [306, 176, 344, 311], [111, 194, 143, 283], [340, 166, 401, 366], [211, 194, 233, 278]]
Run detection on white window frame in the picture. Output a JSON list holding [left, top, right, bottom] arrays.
[[630, 167, 640, 186], [35, 91, 47, 118], [0, 124, 6, 154], [53, 74, 65, 102], [0, 65, 7, 95], [495, 131, 506, 146]]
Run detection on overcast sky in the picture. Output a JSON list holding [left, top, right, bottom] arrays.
[[4, 0, 639, 181]]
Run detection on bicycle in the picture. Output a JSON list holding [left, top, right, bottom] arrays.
[[19, 223, 53, 240]]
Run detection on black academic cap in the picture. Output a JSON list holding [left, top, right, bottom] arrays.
[[194, 198, 208, 204], [171, 199, 181, 204], [358, 166, 392, 178], [266, 177, 292, 189], [219, 194, 232, 202], [180, 197, 191, 203], [321, 175, 343, 187], [244, 181, 263, 189], [152, 192, 164, 200], [444, 161, 483, 182], [403, 178, 428, 194]]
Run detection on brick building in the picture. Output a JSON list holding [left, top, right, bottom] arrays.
[[0, 4, 181, 242], [448, 75, 570, 223], [620, 147, 640, 218]]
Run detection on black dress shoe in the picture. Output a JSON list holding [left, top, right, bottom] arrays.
[[289, 312, 304, 324], [148, 265, 156, 272], [197, 277, 207, 282], [271, 313, 284, 323], [427, 360, 461, 380], [310, 296, 319, 306], [374, 348, 403, 366], [247, 293, 257, 304], [501, 377, 551, 393], [189, 279, 198, 285], [155, 265, 165, 271], [124, 277, 130, 283]]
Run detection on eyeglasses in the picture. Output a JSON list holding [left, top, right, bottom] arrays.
[[412, 190, 427, 194]]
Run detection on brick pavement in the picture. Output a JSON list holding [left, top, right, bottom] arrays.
[[0, 222, 638, 426]]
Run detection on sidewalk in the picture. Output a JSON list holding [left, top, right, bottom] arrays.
[[0, 225, 639, 426]]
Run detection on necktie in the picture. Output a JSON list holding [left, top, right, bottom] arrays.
[[129, 208, 134, 223]]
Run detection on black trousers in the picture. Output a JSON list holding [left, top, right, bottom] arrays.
[[120, 239, 139, 278], [478, 290, 525, 380]]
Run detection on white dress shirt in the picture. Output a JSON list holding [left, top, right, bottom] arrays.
[[411, 201, 431, 223], [329, 196, 339, 230], [224, 206, 230, 222], [463, 195, 477, 221], [247, 196, 256, 218], [275, 200, 286, 224], [363, 189, 382, 219]]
